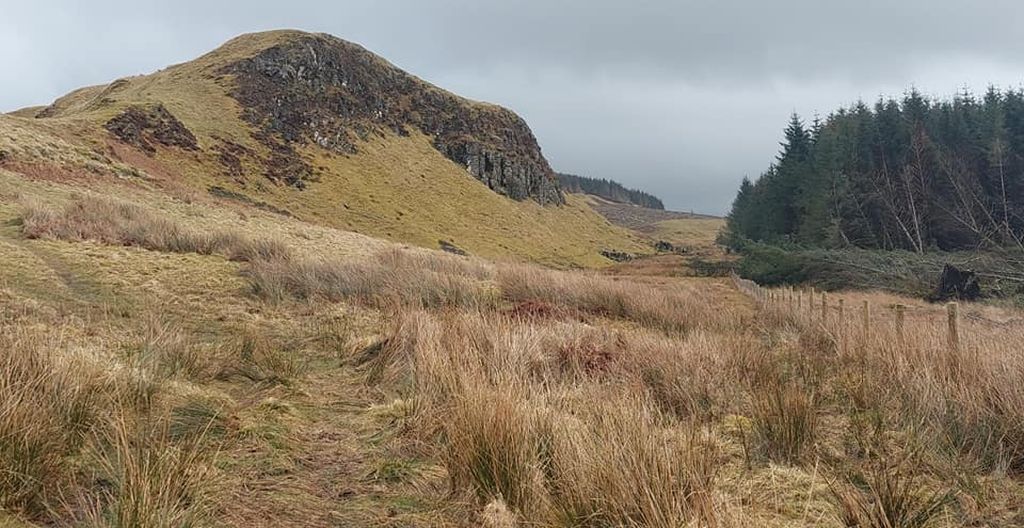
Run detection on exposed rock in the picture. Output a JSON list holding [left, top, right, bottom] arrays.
[[438, 240, 468, 256], [601, 249, 633, 262], [654, 240, 676, 252], [104, 104, 198, 154], [654, 240, 690, 255], [253, 130, 314, 189], [223, 32, 563, 204], [211, 137, 253, 182], [931, 264, 982, 301]]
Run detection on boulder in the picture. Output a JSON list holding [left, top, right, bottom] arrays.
[[654, 240, 676, 252]]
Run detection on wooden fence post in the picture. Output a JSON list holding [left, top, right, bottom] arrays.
[[837, 298, 846, 348], [821, 292, 828, 323], [946, 302, 960, 353], [862, 300, 870, 338], [894, 304, 906, 345]]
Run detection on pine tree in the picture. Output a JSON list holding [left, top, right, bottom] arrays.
[[726, 87, 1024, 252]]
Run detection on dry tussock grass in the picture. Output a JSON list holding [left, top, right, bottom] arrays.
[[245, 252, 496, 309], [0, 306, 220, 525], [828, 457, 955, 528], [497, 264, 738, 334], [21, 194, 291, 261], [366, 308, 731, 526], [80, 414, 218, 528], [362, 276, 1024, 526], [0, 327, 103, 516], [12, 193, 1024, 526]]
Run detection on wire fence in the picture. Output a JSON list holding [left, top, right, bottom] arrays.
[[731, 273, 975, 355]]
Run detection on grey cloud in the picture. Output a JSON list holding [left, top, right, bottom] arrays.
[[3, 1, 1023, 213]]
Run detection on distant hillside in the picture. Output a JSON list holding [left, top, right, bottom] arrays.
[[557, 172, 664, 209]]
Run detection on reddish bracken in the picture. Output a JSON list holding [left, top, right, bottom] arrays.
[[557, 340, 618, 375], [502, 300, 567, 320]]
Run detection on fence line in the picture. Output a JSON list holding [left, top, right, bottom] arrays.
[[729, 272, 964, 355]]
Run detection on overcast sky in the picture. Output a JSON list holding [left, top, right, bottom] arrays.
[[4, 1, 1024, 214]]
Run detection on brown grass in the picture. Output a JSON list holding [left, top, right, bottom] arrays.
[[497, 264, 736, 335], [9, 190, 1024, 526], [0, 328, 102, 517], [21, 194, 291, 261], [214, 326, 307, 386], [751, 381, 818, 464], [829, 457, 954, 528], [355, 271, 1024, 525], [0, 312, 219, 525], [80, 414, 217, 528], [367, 308, 726, 526], [245, 249, 496, 309]]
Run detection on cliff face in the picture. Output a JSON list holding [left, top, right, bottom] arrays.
[[224, 33, 564, 204]]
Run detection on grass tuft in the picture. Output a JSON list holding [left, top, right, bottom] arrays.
[[829, 460, 955, 528]]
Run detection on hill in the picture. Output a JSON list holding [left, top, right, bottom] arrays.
[[557, 172, 664, 209], [1, 30, 644, 267]]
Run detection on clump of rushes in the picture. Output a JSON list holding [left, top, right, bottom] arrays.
[[751, 380, 818, 464], [0, 328, 102, 517], [829, 459, 954, 528]]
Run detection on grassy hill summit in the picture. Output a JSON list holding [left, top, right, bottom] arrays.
[[1, 30, 645, 266]]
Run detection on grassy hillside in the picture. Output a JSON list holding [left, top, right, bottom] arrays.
[[2, 30, 645, 268]]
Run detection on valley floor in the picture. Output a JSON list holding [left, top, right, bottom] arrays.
[[2, 171, 1023, 527]]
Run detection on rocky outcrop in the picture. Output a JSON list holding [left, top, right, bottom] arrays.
[[600, 249, 634, 262], [223, 32, 563, 204], [105, 104, 198, 154]]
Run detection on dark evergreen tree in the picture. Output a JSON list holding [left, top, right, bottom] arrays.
[[724, 87, 1024, 252]]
